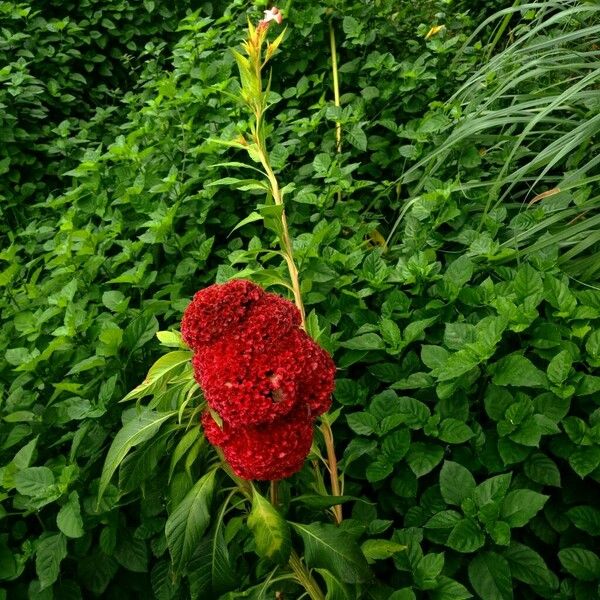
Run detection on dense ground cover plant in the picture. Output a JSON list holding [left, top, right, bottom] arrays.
[[1, 0, 600, 598]]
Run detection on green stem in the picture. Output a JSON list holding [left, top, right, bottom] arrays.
[[320, 419, 343, 524], [329, 19, 342, 155], [288, 550, 326, 600]]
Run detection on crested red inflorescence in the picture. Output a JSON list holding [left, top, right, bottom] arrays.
[[182, 279, 335, 480]]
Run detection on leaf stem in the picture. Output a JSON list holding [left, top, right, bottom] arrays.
[[288, 550, 326, 600], [320, 419, 343, 524]]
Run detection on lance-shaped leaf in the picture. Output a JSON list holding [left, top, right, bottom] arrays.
[[98, 409, 176, 502], [247, 489, 291, 564], [292, 522, 372, 584], [166, 469, 216, 573]]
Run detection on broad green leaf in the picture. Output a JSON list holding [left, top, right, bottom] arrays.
[[569, 446, 600, 478], [366, 459, 394, 483], [500, 489, 548, 527], [247, 490, 291, 564], [430, 576, 473, 600], [567, 505, 600, 536], [381, 429, 411, 463], [547, 350, 572, 384], [98, 410, 176, 502], [425, 510, 463, 530], [438, 419, 474, 444], [415, 553, 444, 589], [14, 467, 55, 497], [503, 542, 557, 589], [340, 333, 385, 351], [439, 461, 476, 506], [361, 539, 406, 562], [468, 552, 513, 600], [558, 547, 600, 581], [36, 533, 67, 590], [524, 453, 561, 487], [156, 330, 187, 348], [396, 397, 430, 429], [57, 492, 84, 538], [165, 470, 216, 573], [406, 443, 444, 477], [447, 519, 485, 553], [346, 412, 378, 436], [292, 522, 371, 584], [474, 473, 512, 507], [389, 589, 416, 600], [490, 354, 547, 388]]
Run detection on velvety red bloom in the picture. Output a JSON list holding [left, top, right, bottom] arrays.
[[181, 279, 264, 350], [183, 279, 336, 480], [202, 408, 313, 481], [193, 327, 332, 426]]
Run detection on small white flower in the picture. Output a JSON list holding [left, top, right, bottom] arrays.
[[260, 6, 283, 27]]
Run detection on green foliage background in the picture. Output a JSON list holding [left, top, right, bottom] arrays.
[[1, 0, 600, 598]]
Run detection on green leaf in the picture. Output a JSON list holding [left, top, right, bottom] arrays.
[[315, 568, 352, 600], [524, 453, 561, 487], [340, 333, 385, 351], [422, 345, 450, 370], [292, 522, 371, 584], [247, 490, 291, 564], [415, 553, 444, 589], [389, 589, 416, 600], [558, 548, 600, 581], [430, 576, 473, 600], [503, 542, 557, 589], [366, 459, 394, 483], [361, 539, 406, 562], [474, 473, 512, 507], [14, 467, 55, 497], [438, 419, 474, 444], [569, 446, 600, 478], [57, 492, 84, 538], [500, 489, 548, 527], [346, 412, 378, 436], [440, 461, 476, 506], [122, 351, 191, 402], [447, 519, 485, 553], [156, 330, 187, 348], [468, 552, 513, 600], [381, 429, 411, 463], [380, 318, 402, 350], [230, 211, 263, 234], [567, 505, 600, 536], [547, 350, 572, 384], [98, 410, 176, 502], [165, 470, 216, 573], [490, 354, 547, 388], [36, 533, 67, 590], [406, 443, 444, 477], [425, 510, 463, 530], [396, 397, 431, 429]]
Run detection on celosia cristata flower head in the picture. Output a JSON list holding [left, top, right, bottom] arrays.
[[202, 408, 313, 481], [182, 279, 335, 480], [181, 279, 263, 350]]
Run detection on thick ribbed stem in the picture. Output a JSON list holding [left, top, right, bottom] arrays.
[[288, 550, 326, 600]]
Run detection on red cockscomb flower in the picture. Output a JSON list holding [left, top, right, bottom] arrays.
[[202, 407, 313, 481], [182, 279, 336, 480], [181, 279, 264, 350]]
